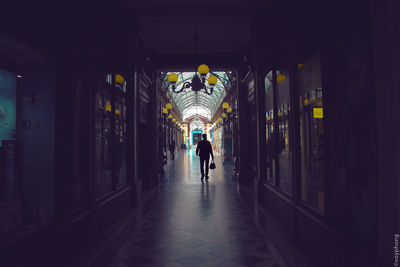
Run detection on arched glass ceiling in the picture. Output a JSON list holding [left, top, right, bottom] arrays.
[[190, 118, 205, 132], [163, 71, 232, 121], [182, 106, 211, 121]]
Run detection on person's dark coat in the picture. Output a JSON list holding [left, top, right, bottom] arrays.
[[196, 140, 213, 159]]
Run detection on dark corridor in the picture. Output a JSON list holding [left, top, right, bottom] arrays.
[[0, 1, 399, 267]]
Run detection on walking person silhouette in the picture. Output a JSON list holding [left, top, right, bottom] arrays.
[[196, 134, 214, 180]]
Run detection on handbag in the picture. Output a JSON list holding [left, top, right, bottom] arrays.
[[210, 159, 216, 170]]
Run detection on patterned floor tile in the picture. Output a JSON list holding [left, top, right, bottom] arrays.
[[107, 151, 283, 267]]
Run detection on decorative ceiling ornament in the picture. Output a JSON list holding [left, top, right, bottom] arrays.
[[162, 71, 234, 122], [167, 64, 218, 95]]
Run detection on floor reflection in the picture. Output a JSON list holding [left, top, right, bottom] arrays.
[[108, 151, 282, 267]]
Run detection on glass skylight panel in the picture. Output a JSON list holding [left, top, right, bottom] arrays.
[[164, 71, 230, 121], [182, 106, 211, 121]]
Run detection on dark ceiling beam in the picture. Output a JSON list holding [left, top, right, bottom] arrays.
[[152, 52, 243, 71], [122, 3, 263, 18]]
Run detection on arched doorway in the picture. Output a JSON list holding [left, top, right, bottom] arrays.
[[190, 117, 205, 147]]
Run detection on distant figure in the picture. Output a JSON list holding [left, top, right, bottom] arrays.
[[196, 134, 214, 180], [169, 140, 175, 160]]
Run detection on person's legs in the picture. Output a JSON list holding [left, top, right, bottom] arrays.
[[205, 156, 210, 178], [200, 157, 205, 177]]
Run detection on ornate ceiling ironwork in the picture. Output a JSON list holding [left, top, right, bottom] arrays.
[[160, 71, 235, 121]]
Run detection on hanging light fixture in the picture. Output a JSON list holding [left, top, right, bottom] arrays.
[[167, 64, 218, 95]]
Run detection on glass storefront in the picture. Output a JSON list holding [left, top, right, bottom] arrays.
[[94, 74, 128, 199], [265, 70, 293, 194], [0, 64, 56, 237], [298, 54, 325, 212], [114, 79, 128, 189], [277, 101, 292, 193], [0, 68, 17, 202]]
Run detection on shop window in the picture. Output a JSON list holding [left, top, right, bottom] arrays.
[[94, 74, 128, 199], [266, 108, 275, 182], [114, 81, 128, 188], [265, 69, 293, 194], [1, 64, 56, 237], [0, 69, 17, 203], [277, 101, 292, 193], [298, 54, 325, 212]]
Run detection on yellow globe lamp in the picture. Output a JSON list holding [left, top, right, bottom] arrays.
[[115, 74, 124, 84], [221, 113, 227, 118], [105, 104, 111, 112], [277, 74, 286, 83], [222, 102, 229, 109], [166, 103, 173, 110], [172, 118, 176, 122], [168, 73, 178, 83], [168, 114, 173, 119], [115, 109, 121, 115], [197, 64, 209, 76], [162, 108, 168, 114], [227, 107, 232, 113], [218, 117, 222, 122], [208, 75, 218, 86]]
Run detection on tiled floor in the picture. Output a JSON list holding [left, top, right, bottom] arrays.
[[108, 150, 285, 267]]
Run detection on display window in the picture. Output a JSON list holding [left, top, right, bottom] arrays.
[[298, 54, 325, 212], [0, 69, 17, 203], [94, 74, 128, 199], [0, 64, 56, 237], [265, 70, 293, 194], [266, 108, 275, 183]]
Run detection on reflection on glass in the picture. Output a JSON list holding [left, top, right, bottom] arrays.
[[0, 69, 16, 201], [95, 74, 128, 198], [265, 69, 293, 194], [298, 55, 325, 212], [277, 102, 292, 193], [115, 82, 128, 188], [266, 109, 275, 183], [95, 79, 113, 198]]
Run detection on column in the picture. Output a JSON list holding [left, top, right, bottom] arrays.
[[237, 69, 251, 185], [370, 0, 400, 263], [253, 31, 267, 181]]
